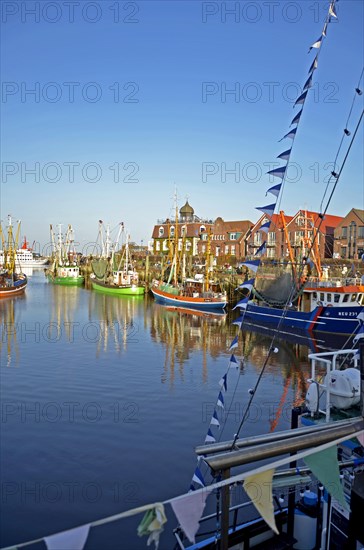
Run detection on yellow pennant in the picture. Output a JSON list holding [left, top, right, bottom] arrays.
[[243, 469, 279, 535]]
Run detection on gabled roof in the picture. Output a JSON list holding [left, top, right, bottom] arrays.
[[213, 219, 253, 234], [334, 208, 364, 229], [288, 210, 344, 231], [249, 213, 293, 233]]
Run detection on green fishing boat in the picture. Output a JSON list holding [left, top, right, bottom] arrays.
[[46, 224, 85, 286], [90, 221, 145, 296]]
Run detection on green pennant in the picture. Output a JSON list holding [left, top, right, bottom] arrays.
[[304, 445, 349, 510]]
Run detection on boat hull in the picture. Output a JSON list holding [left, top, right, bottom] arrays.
[[47, 275, 85, 286], [243, 303, 363, 334], [0, 278, 27, 297], [151, 287, 227, 310], [91, 280, 145, 295]]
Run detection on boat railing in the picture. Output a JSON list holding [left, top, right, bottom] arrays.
[[307, 349, 360, 422], [306, 276, 363, 288]]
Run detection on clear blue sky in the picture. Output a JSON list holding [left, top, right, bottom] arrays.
[[1, 0, 363, 253]]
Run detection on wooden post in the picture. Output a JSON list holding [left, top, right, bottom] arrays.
[[221, 468, 230, 550]]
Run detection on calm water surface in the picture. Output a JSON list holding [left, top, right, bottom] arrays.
[[1, 270, 321, 549]]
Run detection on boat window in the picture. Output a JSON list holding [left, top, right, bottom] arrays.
[[327, 293, 331, 302], [334, 294, 340, 303], [312, 292, 317, 300], [358, 294, 363, 304], [351, 294, 357, 302], [320, 293, 325, 301], [343, 294, 350, 302]]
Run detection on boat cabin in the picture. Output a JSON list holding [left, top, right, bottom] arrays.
[[300, 286, 364, 312]]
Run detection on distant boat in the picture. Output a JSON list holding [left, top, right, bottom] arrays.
[[91, 221, 145, 296], [151, 205, 227, 310], [0, 216, 28, 297], [0, 237, 48, 269], [45, 224, 84, 286]]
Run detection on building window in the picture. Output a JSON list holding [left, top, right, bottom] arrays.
[[201, 245, 206, 253], [156, 241, 160, 251], [170, 226, 175, 237], [230, 233, 237, 240], [158, 226, 164, 237], [267, 232, 276, 244], [297, 216, 304, 226], [358, 226, 364, 238], [163, 240, 168, 251], [342, 226, 347, 238], [231, 245, 236, 255], [200, 225, 206, 233], [225, 245, 229, 254], [254, 233, 262, 245], [181, 226, 186, 236]]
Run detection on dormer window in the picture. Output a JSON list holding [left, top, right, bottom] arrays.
[[159, 226, 164, 237], [170, 226, 175, 237]]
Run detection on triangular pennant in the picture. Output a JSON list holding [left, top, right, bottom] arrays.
[[308, 56, 318, 73], [241, 260, 260, 273], [255, 242, 267, 256], [244, 469, 279, 535], [237, 277, 255, 290], [45, 525, 91, 550], [256, 203, 276, 216], [266, 183, 282, 198], [294, 90, 308, 107], [229, 335, 239, 350], [171, 488, 213, 544], [219, 373, 228, 391], [303, 74, 313, 90], [232, 298, 249, 311], [291, 109, 303, 126], [309, 36, 323, 52], [353, 325, 364, 343], [329, 3, 337, 18], [267, 166, 287, 179], [304, 445, 349, 510], [210, 410, 220, 428], [277, 149, 291, 161], [205, 428, 216, 443], [259, 222, 271, 234], [217, 391, 225, 409], [137, 503, 167, 549], [192, 467, 205, 487], [230, 354, 237, 364], [279, 127, 297, 142]]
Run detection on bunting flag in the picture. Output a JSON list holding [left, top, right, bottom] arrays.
[[217, 391, 225, 409], [353, 325, 364, 343], [241, 260, 260, 273], [277, 149, 291, 161], [266, 183, 282, 197], [137, 504, 167, 549], [322, 21, 328, 37], [192, 467, 205, 487], [308, 56, 318, 73], [171, 487, 213, 544], [256, 203, 276, 216], [329, 3, 337, 18], [231, 317, 243, 328], [232, 298, 249, 311], [255, 242, 267, 256], [304, 445, 349, 510], [291, 110, 303, 126], [237, 277, 255, 290], [205, 428, 216, 443], [243, 469, 279, 535], [230, 354, 238, 365], [259, 222, 271, 234], [356, 311, 364, 323], [219, 373, 228, 391], [309, 36, 323, 51], [267, 166, 287, 179], [279, 127, 297, 141], [210, 410, 220, 428], [303, 74, 313, 90], [229, 335, 239, 350], [294, 90, 308, 106], [45, 525, 91, 550]]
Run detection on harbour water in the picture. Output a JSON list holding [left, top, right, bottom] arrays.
[[1, 270, 334, 549]]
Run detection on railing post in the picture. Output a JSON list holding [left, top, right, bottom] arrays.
[[221, 468, 230, 550]]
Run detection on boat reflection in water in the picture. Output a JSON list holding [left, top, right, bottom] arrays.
[[150, 303, 227, 385], [87, 290, 144, 355], [0, 296, 25, 367]]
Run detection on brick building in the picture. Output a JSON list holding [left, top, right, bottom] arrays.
[[197, 217, 253, 260], [334, 208, 364, 259]]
